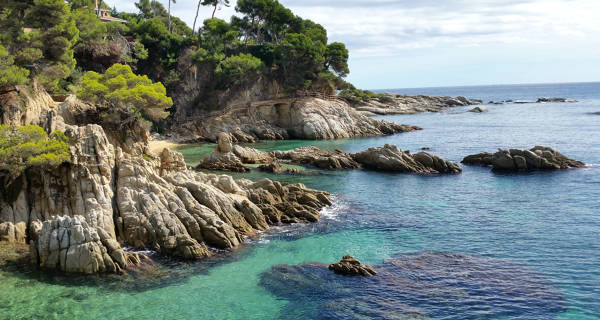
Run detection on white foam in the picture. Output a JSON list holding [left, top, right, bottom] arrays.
[[320, 196, 350, 221]]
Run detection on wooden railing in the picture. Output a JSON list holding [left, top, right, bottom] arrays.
[[295, 90, 339, 101]]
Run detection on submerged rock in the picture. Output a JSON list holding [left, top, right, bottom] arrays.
[[462, 146, 585, 171], [260, 252, 567, 319], [352, 144, 462, 174], [328, 255, 376, 276]]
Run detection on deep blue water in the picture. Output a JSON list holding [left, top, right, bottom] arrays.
[[1, 82, 599, 319]]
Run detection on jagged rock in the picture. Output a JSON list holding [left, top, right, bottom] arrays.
[[217, 132, 233, 153], [199, 150, 250, 172], [159, 148, 187, 176], [346, 94, 483, 115], [232, 145, 273, 164], [272, 147, 360, 170], [1, 91, 334, 274], [462, 146, 586, 171], [328, 255, 377, 276], [469, 106, 488, 113], [34, 215, 141, 274], [352, 144, 462, 174]]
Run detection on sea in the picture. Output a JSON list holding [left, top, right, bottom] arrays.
[[1, 82, 598, 319]]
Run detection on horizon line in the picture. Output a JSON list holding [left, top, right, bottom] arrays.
[[372, 80, 600, 92]]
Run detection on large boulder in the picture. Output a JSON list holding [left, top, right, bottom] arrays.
[[33, 215, 142, 274], [462, 146, 585, 171], [352, 144, 462, 174], [272, 146, 360, 170]]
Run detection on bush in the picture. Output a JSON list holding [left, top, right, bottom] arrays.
[[0, 45, 30, 89], [339, 88, 385, 102], [78, 63, 173, 122], [216, 53, 263, 87], [0, 125, 71, 177]]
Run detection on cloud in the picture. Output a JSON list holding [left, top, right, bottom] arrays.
[[106, 0, 600, 58]]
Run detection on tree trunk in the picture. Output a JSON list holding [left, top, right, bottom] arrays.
[[212, 3, 217, 18], [192, 0, 202, 36], [168, 0, 172, 33]]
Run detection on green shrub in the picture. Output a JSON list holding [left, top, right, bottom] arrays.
[[0, 125, 71, 177], [0, 45, 30, 89], [77, 63, 173, 122]]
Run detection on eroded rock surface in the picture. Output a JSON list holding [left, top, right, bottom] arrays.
[[0, 106, 332, 273], [352, 144, 462, 174], [34, 216, 142, 274], [172, 97, 421, 142], [462, 146, 585, 171]]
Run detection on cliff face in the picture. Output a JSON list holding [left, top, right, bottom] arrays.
[[172, 97, 421, 143], [0, 87, 332, 274]]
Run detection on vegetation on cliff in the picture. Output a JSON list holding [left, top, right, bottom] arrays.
[[0, 125, 70, 177], [0, 0, 351, 113], [78, 63, 173, 122]]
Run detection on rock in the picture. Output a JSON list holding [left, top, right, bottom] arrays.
[[216, 132, 233, 153], [462, 146, 585, 171], [328, 255, 377, 276], [468, 106, 488, 113], [232, 145, 273, 164], [593, 111, 600, 115], [352, 144, 461, 174], [0, 114, 333, 273], [272, 147, 360, 170], [35, 216, 141, 274], [537, 97, 577, 103], [159, 148, 187, 176], [198, 151, 249, 172], [171, 97, 421, 142], [261, 252, 566, 319], [346, 93, 482, 115]]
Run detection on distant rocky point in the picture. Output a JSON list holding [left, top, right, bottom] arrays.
[[462, 146, 585, 171], [469, 106, 488, 113], [346, 94, 483, 116], [489, 97, 577, 105]]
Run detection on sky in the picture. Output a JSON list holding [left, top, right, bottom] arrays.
[[103, 0, 600, 90]]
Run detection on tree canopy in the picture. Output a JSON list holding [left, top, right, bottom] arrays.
[[0, 125, 70, 177], [78, 64, 173, 122]]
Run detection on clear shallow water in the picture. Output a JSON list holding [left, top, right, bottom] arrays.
[[1, 82, 599, 319]]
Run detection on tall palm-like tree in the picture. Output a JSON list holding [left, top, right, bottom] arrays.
[[167, 0, 176, 33]]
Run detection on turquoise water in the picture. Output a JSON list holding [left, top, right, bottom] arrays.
[[1, 82, 599, 319]]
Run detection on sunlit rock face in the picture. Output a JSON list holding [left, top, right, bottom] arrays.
[[260, 252, 567, 319]]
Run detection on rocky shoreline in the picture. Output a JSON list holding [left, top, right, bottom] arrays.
[[0, 88, 332, 274], [200, 134, 462, 175]]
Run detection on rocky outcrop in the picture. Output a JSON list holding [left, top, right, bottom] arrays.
[[272, 147, 361, 170], [352, 144, 462, 174], [469, 106, 488, 113], [488, 97, 577, 105], [347, 94, 482, 116], [328, 255, 377, 276], [200, 135, 460, 174], [33, 216, 142, 274], [171, 97, 421, 143], [1, 113, 332, 273], [462, 146, 586, 171]]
